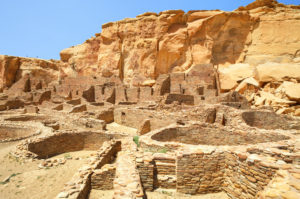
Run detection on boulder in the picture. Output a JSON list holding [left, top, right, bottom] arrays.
[[255, 63, 300, 83], [279, 81, 300, 101], [235, 77, 259, 94], [219, 64, 256, 91], [259, 91, 296, 106]]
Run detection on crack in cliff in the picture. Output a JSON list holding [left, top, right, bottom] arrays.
[[116, 22, 125, 82]]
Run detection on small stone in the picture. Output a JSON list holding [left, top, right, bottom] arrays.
[[292, 173, 300, 179], [289, 180, 300, 190], [237, 153, 248, 161], [276, 160, 287, 165], [57, 192, 69, 198], [282, 191, 300, 199], [246, 175, 257, 183]]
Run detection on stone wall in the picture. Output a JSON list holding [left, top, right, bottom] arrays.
[[55, 140, 121, 199], [135, 148, 286, 199], [27, 131, 123, 158], [176, 151, 225, 194], [223, 152, 278, 199], [54, 68, 218, 106], [164, 93, 194, 105], [153, 154, 177, 189], [136, 154, 154, 191], [91, 164, 116, 190], [242, 111, 300, 130], [136, 153, 178, 191], [0, 122, 43, 142], [114, 107, 176, 130], [151, 123, 290, 146], [175, 151, 281, 198]]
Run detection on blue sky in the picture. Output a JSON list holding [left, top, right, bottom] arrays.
[[0, 0, 298, 60]]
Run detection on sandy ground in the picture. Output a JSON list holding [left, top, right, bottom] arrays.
[[0, 141, 94, 199], [88, 189, 229, 199], [146, 190, 229, 199], [106, 122, 137, 136], [88, 189, 114, 199]]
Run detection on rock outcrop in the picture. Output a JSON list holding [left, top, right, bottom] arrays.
[[0, 55, 65, 90], [1, 0, 300, 116], [59, 0, 300, 85]]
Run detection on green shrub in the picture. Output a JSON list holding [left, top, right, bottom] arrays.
[[64, 153, 72, 159], [158, 148, 167, 153], [0, 173, 21, 185], [133, 136, 139, 147]]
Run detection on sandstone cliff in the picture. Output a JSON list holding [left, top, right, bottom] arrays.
[[0, 55, 66, 91], [1, 0, 300, 116], [60, 0, 300, 84]]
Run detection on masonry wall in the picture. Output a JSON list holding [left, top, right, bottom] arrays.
[[136, 159, 154, 191], [91, 164, 116, 190], [56, 140, 121, 199], [222, 152, 278, 199], [154, 155, 177, 189], [114, 108, 176, 130], [176, 152, 225, 195], [27, 131, 123, 158]]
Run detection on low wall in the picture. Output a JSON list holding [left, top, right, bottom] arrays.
[[91, 164, 116, 190], [55, 140, 121, 199], [223, 153, 278, 199], [136, 157, 154, 191], [154, 154, 176, 189], [0, 123, 42, 142], [114, 108, 176, 130], [136, 149, 282, 199], [150, 123, 290, 146], [27, 131, 123, 158], [176, 151, 225, 194]]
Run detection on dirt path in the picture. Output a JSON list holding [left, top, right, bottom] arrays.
[[0, 142, 95, 199]]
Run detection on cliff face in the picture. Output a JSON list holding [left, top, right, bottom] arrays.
[[59, 0, 300, 86], [0, 0, 300, 115], [0, 55, 65, 90]]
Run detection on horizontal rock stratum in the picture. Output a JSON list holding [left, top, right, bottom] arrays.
[[0, 0, 300, 116]]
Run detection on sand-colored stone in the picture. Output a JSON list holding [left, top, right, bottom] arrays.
[[1, 2, 300, 198], [279, 81, 300, 101], [255, 63, 300, 83], [57, 0, 300, 86]]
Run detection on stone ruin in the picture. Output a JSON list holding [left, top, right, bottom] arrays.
[[0, 59, 299, 199], [0, 0, 300, 199]]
